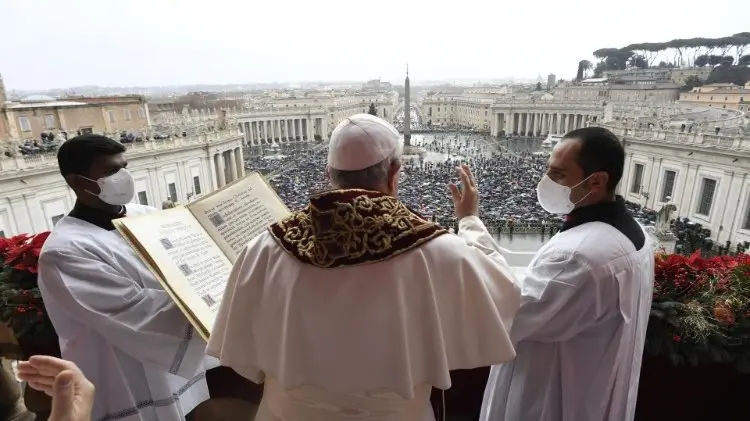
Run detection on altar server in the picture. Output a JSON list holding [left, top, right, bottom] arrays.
[[38, 135, 211, 421], [208, 114, 521, 421], [481, 127, 654, 421]]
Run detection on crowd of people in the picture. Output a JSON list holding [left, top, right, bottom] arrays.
[[245, 132, 660, 235]]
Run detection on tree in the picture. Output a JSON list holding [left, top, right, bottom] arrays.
[[576, 60, 592, 81], [628, 55, 648, 69], [593, 61, 607, 77], [695, 55, 709, 67], [739, 55, 750, 67], [535, 82, 543, 91], [708, 55, 724, 66], [368, 102, 377, 116], [682, 75, 702, 91]]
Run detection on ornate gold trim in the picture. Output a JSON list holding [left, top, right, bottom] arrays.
[[268, 190, 448, 268]]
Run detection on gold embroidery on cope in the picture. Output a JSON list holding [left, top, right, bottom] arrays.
[[268, 189, 448, 268]]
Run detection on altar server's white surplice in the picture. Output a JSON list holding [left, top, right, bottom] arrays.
[[208, 194, 521, 421], [38, 204, 211, 421], [481, 221, 654, 421]]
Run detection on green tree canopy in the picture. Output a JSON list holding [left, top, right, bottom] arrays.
[[592, 33, 750, 69], [368, 102, 377, 116]]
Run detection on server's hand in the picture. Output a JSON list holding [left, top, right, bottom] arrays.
[[17, 356, 95, 421]]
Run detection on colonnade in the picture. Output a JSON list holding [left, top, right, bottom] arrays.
[[492, 111, 598, 137], [212, 146, 244, 188], [239, 117, 322, 146]]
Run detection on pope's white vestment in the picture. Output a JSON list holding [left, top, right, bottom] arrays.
[[480, 221, 654, 421], [38, 204, 212, 421], [207, 190, 521, 421]]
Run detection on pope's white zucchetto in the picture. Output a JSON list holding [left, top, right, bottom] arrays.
[[327, 114, 402, 171]]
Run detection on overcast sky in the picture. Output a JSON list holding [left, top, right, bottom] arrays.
[[0, 0, 746, 90]]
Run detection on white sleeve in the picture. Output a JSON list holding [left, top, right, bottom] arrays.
[[434, 224, 522, 370], [510, 249, 617, 343], [38, 248, 206, 379]]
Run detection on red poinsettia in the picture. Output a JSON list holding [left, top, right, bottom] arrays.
[[3, 232, 50, 274]]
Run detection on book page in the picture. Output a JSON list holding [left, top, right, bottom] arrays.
[[188, 172, 291, 261], [114, 208, 232, 339]]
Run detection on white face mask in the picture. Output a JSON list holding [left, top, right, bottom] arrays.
[[83, 168, 135, 206], [536, 174, 592, 215]]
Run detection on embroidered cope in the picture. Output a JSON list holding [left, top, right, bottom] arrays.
[[268, 189, 448, 268]]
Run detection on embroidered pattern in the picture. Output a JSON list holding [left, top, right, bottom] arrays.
[[169, 323, 193, 375], [268, 189, 448, 268], [96, 372, 205, 421]]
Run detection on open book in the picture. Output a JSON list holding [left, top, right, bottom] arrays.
[[114, 172, 291, 340]]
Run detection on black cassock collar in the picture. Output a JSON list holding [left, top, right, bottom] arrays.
[[560, 195, 645, 251], [68, 201, 126, 231]]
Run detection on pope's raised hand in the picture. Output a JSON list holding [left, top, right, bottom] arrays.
[[17, 356, 95, 421], [448, 164, 479, 220]]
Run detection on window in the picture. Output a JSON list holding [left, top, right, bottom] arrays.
[[51, 214, 64, 226], [193, 176, 202, 195], [696, 178, 717, 216], [18, 117, 31, 132], [138, 107, 146, 118], [80, 127, 93, 135], [137, 191, 148, 205], [108, 111, 116, 123], [661, 170, 676, 202], [167, 183, 177, 202], [44, 114, 56, 129], [124, 109, 132, 121], [742, 196, 750, 230], [630, 163, 644, 194]]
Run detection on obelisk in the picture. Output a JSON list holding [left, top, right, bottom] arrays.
[[403, 64, 411, 146]]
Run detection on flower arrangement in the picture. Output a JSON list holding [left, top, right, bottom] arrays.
[[0, 232, 58, 349], [647, 251, 750, 372]]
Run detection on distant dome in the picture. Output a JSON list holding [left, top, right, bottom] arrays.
[[20, 94, 56, 103]]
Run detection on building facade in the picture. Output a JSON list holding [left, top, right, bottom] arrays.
[[155, 91, 399, 147], [420, 93, 604, 135], [610, 124, 750, 245], [679, 82, 749, 112], [0, 130, 243, 237], [1, 95, 150, 142], [553, 83, 680, 104]]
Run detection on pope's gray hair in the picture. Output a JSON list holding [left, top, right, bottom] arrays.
[[329, 144, 403, 190]]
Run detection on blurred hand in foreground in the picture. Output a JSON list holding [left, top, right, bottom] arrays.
[[17, 355, 94, 421], [449, 164, 479, 220]]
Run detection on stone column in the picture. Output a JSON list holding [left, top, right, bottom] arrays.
[[228, 149, 238, 182], [541, 113, 548, 134], [292, 119, 298, 140], [525, 113, 531, 136], [249, 121, 256, 145], [216, 153, 226, 187], [235, 147, 245, 178], [307, 118, 314, 141]]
